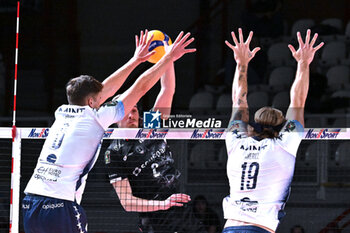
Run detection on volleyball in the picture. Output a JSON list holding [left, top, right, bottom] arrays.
[[147, 30, 172, 63]]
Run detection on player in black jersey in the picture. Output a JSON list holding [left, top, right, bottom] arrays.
[[104, 58, 206, 233]]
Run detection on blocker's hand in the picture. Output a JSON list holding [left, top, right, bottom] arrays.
[[164, 31, 196, 62], [288, 29, 324, 65], [225, 28, 260, 65], [133, 29, 155, 63]]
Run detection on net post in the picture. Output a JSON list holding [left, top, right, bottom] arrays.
[[9, 128, 21, 233]]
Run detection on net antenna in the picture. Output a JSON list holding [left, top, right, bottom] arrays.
[[9, 2, 21, 233]]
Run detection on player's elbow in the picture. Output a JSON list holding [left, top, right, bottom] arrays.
[[120, 201, 133, 212]]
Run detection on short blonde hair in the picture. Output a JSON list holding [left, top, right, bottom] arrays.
[[253, 107, 286, 139]]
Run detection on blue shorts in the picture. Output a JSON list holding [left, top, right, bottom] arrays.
[[22, 195, 88, 233], [222, 226, 270, 233]]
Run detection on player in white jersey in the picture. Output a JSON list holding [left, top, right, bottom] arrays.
[[222, 29, 323, 233], [22, 30, 196, 233]]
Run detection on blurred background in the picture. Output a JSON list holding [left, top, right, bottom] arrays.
[[1, 0, 350, 232]]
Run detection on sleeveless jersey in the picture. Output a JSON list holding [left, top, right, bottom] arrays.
[[223, 120, 303, 231], [24, 101, 124, 204]]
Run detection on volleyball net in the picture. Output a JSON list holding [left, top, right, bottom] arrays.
[[1, 127, 350, 232]]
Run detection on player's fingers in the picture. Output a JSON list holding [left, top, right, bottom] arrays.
[[172, 194, 191, 202], [182, 37, 195, 48], [245, 31, 253, 45], [141, 51, 156, 60], [305, 29, 311, 45], [146, 34, 154, 48], [297, 31, 304, 47], [135, 35, 139, 47], [184, 48, 197, 54], [231, 31, 239, 46], [288, 44, 296, 54], [238, 28, 244, 44], [314, 42, 324, 51], [140, 30, 144, 44], [310, 33, 318, 47], [178, 32, 191, 46], [142, 29, 148, 45], [225, 41, 235, 51], [174, 31, 184, 44], [251, 47, 260, 57], [170, 202, 184, 207]]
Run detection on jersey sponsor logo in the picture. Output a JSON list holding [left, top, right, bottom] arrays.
[[103, 129, 114, 138], [42, 202, 64, 210], [132, 147, 166, 176], [46, 154, 57, 163], [305, 129, 341, 139], [58, 107, 85, 114], [143, 110, 161, 128], [240, 144, 267, 151], [135, 129, 168, 139], [190, 129, 224, 139], [34, 174, 58, 182], [235, 197, 259, 213], [28, 128, 49, 138], [34, 166, 62, 182]]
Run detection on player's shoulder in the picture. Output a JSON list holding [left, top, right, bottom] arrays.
[[101, 100, 120, 108], [226, 120, 248, 142], [282, 119, 304, 133]]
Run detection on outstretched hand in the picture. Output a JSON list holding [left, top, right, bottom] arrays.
[[225, 28, 260, 65], [133, 30, 156, 62], [164, 31, 196, 62], [288, 29, 324, 65], [163, 193, 191, 210]]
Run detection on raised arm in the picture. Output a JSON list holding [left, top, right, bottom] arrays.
[[286, 29, 324, 126], [113, 179, 191, 212], [225, 29, 260, 128], [98, 30, 155, 105], [119, 31, 196, 117], [152, 61, 175, 120]]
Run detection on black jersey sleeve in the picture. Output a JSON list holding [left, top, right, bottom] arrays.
[[104, 139, 133, 183]]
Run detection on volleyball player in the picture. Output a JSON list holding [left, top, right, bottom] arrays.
[[222, 28, 323, 233], [104, 56, 206, 233], [22, 30, 195, 233]]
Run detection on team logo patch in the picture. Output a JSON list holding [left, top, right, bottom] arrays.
[[143, 110, 161, 129], [105, 150, 111, 164], [46, 154, 57, 163], [285, 121, 296, 132]]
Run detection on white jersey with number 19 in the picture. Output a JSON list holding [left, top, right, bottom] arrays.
[[223, 120, 304, 231], [24, 101, 124, 204]]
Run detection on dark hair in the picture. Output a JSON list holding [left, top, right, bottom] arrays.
[[66, 75, 103, 105]]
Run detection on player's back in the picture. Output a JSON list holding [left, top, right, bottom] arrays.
[[223, 120, 304, 230]]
